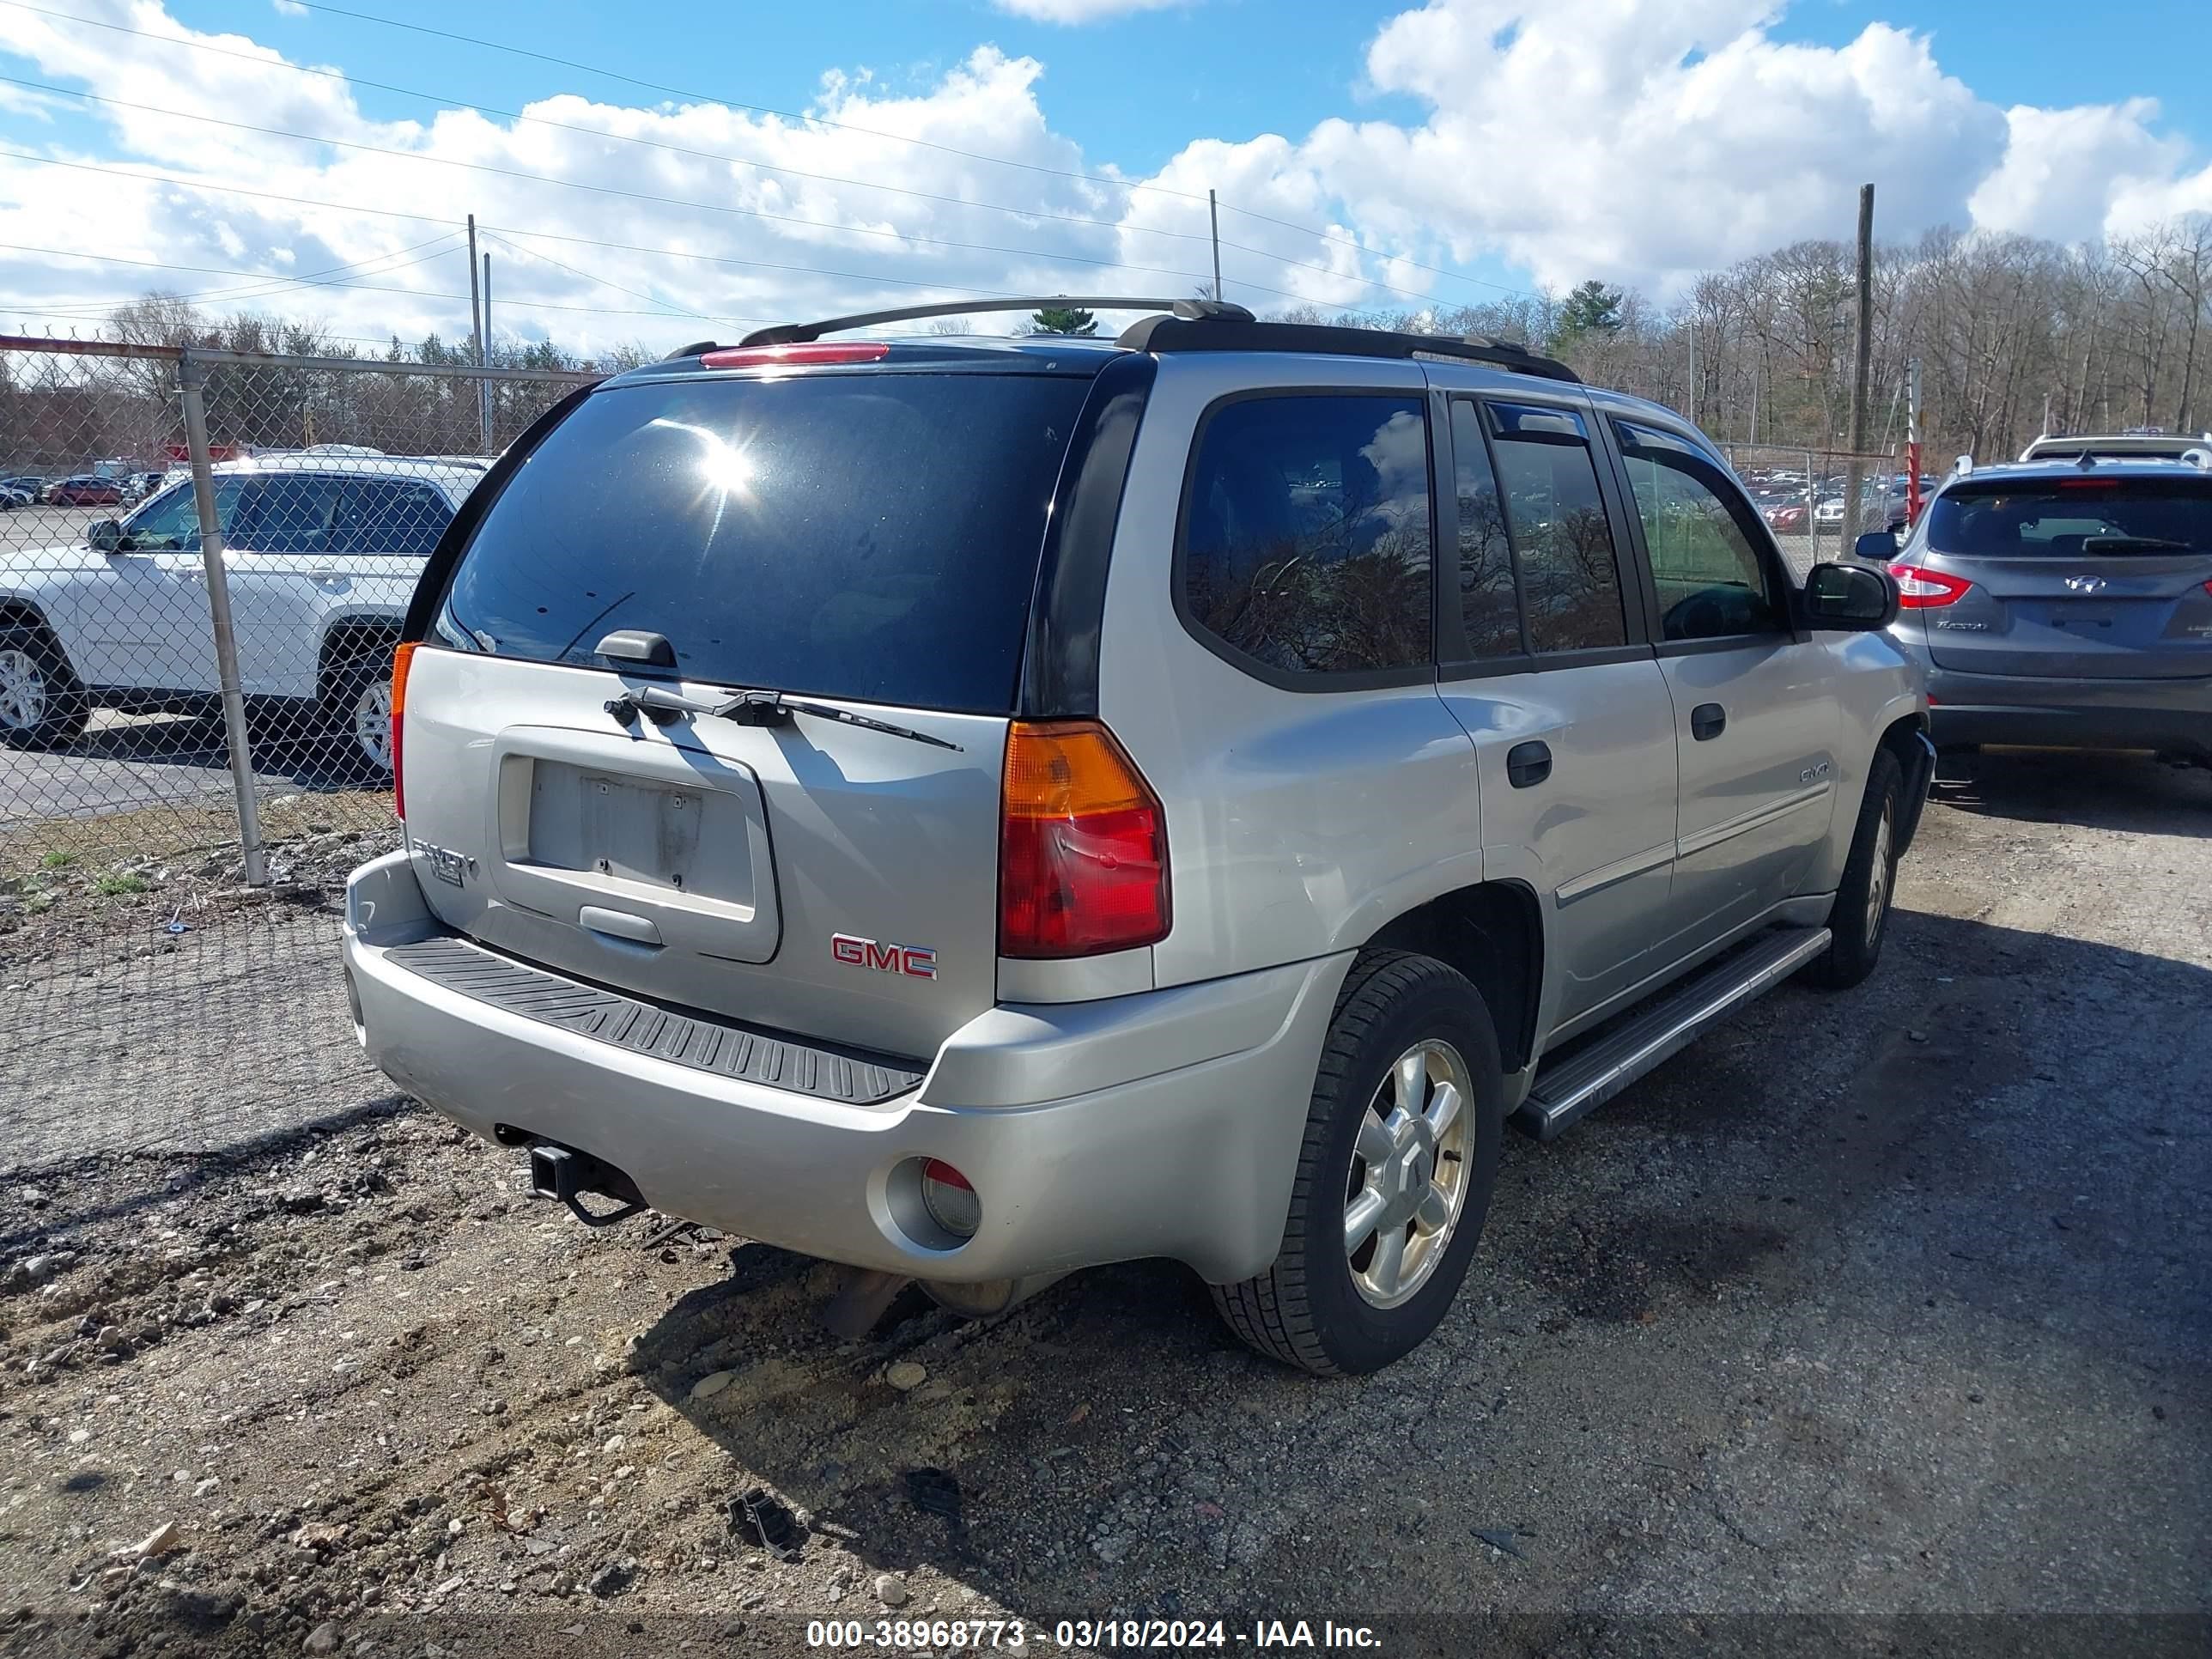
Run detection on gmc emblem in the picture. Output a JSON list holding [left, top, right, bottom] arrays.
[[831, 933, 938, 980]]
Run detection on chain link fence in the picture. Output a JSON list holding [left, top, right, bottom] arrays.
[[1716, 444, 1912, 575], [1, 337, 597, 1171]]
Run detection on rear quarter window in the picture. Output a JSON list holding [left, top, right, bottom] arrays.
[[436, 370, 1092, 713], [1177, 392, 1435, 680]]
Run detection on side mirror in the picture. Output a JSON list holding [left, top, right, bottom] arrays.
[[1804, 562, 1899, 631], [87, 518, 123, 553], [1852, 529, 1899, 562]]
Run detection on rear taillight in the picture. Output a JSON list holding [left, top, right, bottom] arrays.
[[390, 641, 417, 819], [999, 720, 1169, 959], [1892, 564, 1973, 608], [697, 343, 889, 368]]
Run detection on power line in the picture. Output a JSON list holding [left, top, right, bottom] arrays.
[[1212, 203, 1540, 301], [271, 0, 1541, 303], [476, 229, 710, 326], [0, 1, 1218, 252], [5, 5, 1518, 310], [0, 88, 1409, 314], [147, 231, 466, 309], [0, 149, 1043, 300], [280, 0, 1212, 205], [0, 74, 1297, 299], [0, 241, 780, 324]]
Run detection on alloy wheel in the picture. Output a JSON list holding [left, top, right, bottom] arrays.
[[1343, 1038, 1474, 1310]]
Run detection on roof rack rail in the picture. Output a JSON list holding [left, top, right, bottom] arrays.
[[734, 296, 1252, 349], [1113, 314, 1581, 384]]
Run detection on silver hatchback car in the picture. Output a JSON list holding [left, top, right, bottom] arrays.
[[344, 298, 1931, 1373]]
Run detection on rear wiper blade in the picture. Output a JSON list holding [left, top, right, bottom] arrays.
[[606, 683, 962, 752], [2081, 536, 2194, 554]]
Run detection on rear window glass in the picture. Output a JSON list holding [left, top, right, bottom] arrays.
[[438, 371, 1092, 713], [1926, 477, 2212, 557]]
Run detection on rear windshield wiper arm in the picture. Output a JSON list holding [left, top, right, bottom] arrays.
[[606, 683, 962, 751]]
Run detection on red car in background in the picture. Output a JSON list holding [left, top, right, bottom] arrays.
[[1762, 501, 1808, 532], [40, 476, 126, 506]]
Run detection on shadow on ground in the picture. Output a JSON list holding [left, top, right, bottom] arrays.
[[633, 884, 2211, 1638], [1934, 744, 2212, 835]]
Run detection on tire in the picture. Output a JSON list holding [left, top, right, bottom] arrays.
[[319, 658, 395, 783], [0, 625, 90, 749], [1212, 949, 1505, 1376], [1802, 745, 1904, 990]]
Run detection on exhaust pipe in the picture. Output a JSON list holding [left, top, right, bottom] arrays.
[[919, 1272, 1071, 1320]]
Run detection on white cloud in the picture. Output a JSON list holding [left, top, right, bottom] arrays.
[[0, 0, 2209, 356], [991, 0, 1190, 22], [1968, 100, 2186, 244], [1139, 0, 2011, 299], [270, 0, 308, 16]]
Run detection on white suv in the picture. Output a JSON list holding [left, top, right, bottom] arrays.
[[0, 453, 479, 775]]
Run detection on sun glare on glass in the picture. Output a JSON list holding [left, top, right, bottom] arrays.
[[647, 416, 757, 538]]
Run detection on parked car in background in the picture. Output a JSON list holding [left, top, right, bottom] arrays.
[[40, 475, 125, 507], [343, 301, 1929, 1376], [0, 455, 477, 773], [1763, 501, 1809, 532], [2020, 430, 2212, 464], [0, 483, 32, 510], [122, 471, 167, 503], [1862, 453, 2212, 762]]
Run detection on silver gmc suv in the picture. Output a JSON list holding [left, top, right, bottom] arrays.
[[343, 298, 1933, 1374]]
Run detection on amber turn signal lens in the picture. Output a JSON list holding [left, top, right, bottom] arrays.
[[998, 720, 1169, 959]]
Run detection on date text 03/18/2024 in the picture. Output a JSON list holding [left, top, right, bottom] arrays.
[[804, 1619, 1384, 1650]]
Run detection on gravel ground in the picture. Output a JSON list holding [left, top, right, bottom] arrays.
[[0, 748, 2206, 1659]]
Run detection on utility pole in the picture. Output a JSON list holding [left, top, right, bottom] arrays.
[[1686, 301, 1698, 427], [1208, 189, 1223, 303], [466, 214, 485, 449], [1905, 357, 1923, 527], [1842, 183, 1875, 545], [479, 252, 494, 451]]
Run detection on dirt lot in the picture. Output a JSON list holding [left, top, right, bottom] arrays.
[[1, 750, 2207, 1658]]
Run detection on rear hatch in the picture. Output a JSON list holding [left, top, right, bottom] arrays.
[[398, 353, 1099, 1060], [1911, 473, 2212, 678]]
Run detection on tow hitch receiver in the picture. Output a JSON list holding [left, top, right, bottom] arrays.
[[528, 1142, 648, 1229]]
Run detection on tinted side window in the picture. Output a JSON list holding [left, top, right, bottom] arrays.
[[335, 479, 452, 556], [1182, 394, 1434, 677], [118, 479, 246, 550], [1449, 401, 1521, 657], [236, 477, 342, 554], [1485, 404, 1627, 653], [1614, 422, 1784, 641]]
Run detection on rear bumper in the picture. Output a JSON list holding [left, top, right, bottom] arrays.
[[343, 852, 1346, 1285], [1925, 667, 2212, 757]]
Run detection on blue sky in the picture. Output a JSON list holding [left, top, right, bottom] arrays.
[[3, 0, 2209, 353], [181, 0, 2212, 173]]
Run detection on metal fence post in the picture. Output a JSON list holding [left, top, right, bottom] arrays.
[[1804, 449, 1818, 562], [178, 349, 268, 885]]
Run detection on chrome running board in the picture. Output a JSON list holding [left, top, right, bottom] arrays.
[[1515, 927, 1832, 1140]]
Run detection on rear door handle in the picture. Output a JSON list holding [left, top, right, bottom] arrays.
[[1506, 740, 1552, 788], [1691, 703, 1727, 741]]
